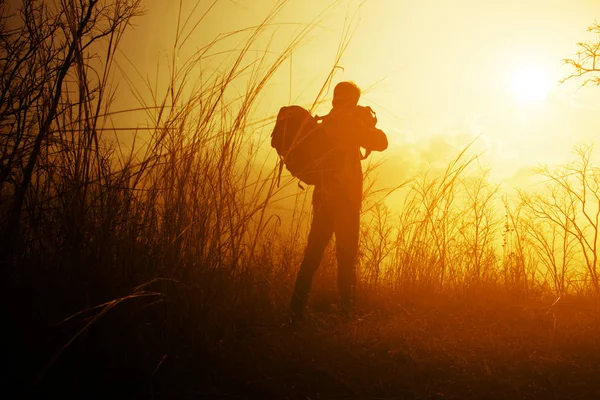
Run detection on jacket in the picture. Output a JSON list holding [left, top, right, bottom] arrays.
[[318, 105, 388, 207]]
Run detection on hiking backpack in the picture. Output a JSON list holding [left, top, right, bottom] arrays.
[[270, 105, 379, 185], [270, 105, 332, 185]]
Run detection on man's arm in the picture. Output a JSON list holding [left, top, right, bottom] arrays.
[[323, 107, 389, 151], [353, 107, 388, 151], [356, 125, 388, 152]]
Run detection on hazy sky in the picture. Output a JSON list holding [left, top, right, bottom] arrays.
[[117, 0, 600, 194]]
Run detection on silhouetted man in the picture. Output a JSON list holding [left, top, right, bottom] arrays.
[[291, 81, 388, 318]]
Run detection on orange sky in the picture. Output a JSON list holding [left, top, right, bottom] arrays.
[[117, 0, 600, 197]]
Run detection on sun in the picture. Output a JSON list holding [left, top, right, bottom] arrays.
[[507, 66, 552, 105]]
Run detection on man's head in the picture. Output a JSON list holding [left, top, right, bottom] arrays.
[[332, 81, 360, 109]]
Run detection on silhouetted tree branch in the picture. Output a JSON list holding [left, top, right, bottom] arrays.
[[520, 145, 600, 295], [0, 0, 142, 269], [561, 21, 600, 87]]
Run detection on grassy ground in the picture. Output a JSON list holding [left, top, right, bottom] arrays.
[[9, 282, 600, 400], [158, 290, 600, 400]]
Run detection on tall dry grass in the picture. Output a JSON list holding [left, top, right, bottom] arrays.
[[0, 0, 325, 392]]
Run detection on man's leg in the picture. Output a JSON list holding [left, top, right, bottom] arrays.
[[334, 200, 360, 313], [290, 192, 334, 317]]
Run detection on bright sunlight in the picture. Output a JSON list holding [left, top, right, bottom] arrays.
[[507, 65, 553, 105]]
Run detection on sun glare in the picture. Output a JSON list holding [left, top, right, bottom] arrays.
[[507, 66, 552, 105]]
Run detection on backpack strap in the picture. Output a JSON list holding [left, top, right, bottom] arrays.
[[276, 156, 284, 187]]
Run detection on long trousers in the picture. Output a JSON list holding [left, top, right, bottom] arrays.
[[291, 188, 360, 315]]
